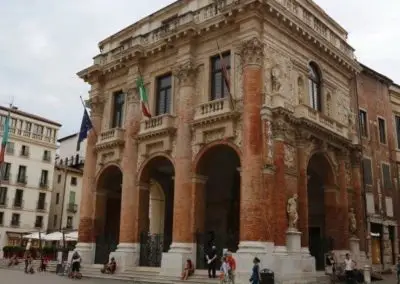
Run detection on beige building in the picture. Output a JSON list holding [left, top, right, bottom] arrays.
[[76, 0, 366, 282], [0, 106, 60, 256], [48, 133, 84, 233]]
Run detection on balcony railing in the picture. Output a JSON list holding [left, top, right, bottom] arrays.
[[139, 114, 175, 134], [10, 221, 20, 227], [43, 154, 51, 162], [0, 126, 56, 144], [36, 201, 47, 211], [97, 128, 125, 147], [39, 181, 49, 189], [67, 203, 78, 213], [1, 173, 11, 183], [20, 150, 30, 158], [0, 198, 8, 208], [34, 222, 43, 229], [13, 199, 24, 209], [194, 98, 233, 121], [16, 175, 27, 185]]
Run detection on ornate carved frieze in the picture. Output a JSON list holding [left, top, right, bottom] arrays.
[[284, 144, 297, 171], [265, 120, 274, 164], [173, 61, 197, 87], [345, 161, 352, 188], [234, 120, 242, 148], [335, 91, 351, 125], [271, 117, 288, 140], [239, 37, 264, 67], [234, 53, 243, 100], [204, 128, 225, 144]]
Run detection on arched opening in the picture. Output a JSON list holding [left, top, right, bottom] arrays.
[[138, 155, 174, 267], [308, 62, 322, 111], [307, 153, 335, 271], [94, 165, 122, 264], [195, 144, 241, 269]]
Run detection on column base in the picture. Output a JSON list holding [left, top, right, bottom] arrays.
[[109, 243, 140, 272], [72, 242, 96, 264], [160, 243, 195, 277], [286, 229, 302, 254]]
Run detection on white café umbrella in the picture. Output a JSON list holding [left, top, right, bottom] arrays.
[[23, 232, 46, 240], [43, 232, 64, 241], [64, 231, 78, 241]]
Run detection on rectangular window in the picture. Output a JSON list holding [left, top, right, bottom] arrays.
[[359, 110, 368, 138], [67, 216, 73, 229], [57, 174, 62, 183], [395, 115, 400, 149], [69, 191, 76, 204], [53, 214, 58, 228], [56, 193, 60, 205], [40, 170, 48, 187], [10, 118, 17, 128], [362, 158, 373, 186], [155, 74, 172, 115], [382, 164, 392, 189], [25, 122, 32, 132], [0, 211, 3, 225], [11, 213, 20, 226], [43, 150, 51, 162], [210, 52, 231, 100], [6, 142, 14, 155], [378, 118, 387, 144], [14, 189, 23, 207], [70, 177, 77, 186], [20, 145, 29, 157], [37, 192, 46, 210], [35, 216, 43, 228], [0, 163, 11, 181], [111, 91, 125, 128], [17, 165, 27, 184], [0, 187, 7, 205]]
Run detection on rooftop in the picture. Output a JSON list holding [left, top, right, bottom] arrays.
[[0, 105, 62, 127]]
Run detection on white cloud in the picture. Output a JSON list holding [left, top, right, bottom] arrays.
[[0, 0, 398, 137]]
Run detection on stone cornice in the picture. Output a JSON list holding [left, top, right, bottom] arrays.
[[137, 127, 176, 142], [94, 140, 125, 152], [191, 111, 240, 128]]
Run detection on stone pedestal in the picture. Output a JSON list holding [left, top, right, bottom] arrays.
[[286, 229, 302, 254], [363, 265, 371, 284], [109, 243, 139, 272], [73, 242, 96, 264], [349, 236, 360, 258], [160, 243, 195, 276]]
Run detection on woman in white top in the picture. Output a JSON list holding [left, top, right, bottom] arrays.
[[344, 253, 356, 284]]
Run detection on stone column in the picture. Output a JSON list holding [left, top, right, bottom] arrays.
[[110, 86, 141, 270], [296, 130, 309, 252], [272, 117, 288, 253], [161, 61, 196, 276], [338, 152, 349, 250], [351, 151, 366, 252], [236, 37, 268, 253], [76, 90, 104, 264]]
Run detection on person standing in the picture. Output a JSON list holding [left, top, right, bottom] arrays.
[[249, 257, 261, 284], [344, 253, 356, 284], [206, 245, 217, 278]]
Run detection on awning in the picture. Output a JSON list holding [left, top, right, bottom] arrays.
[[43, 232, 64, 241], [64, 231, 78, 241], [22, 232, 46, 240]]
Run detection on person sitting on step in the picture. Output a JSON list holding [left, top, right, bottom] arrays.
[[181, 259, 194, 280], [101, 257, 117, 274]]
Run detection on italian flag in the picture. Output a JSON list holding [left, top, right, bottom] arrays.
[[136, 76, 151, 118], [0, 112, 10, 165]]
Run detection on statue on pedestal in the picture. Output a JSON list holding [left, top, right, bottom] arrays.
[[349, 208, 357, 235], [287, 194, 298, 230]]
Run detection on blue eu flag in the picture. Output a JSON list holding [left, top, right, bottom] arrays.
[[76, 108, 93, 151]]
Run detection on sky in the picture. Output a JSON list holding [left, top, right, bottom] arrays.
[[0, 0, 399, 137]]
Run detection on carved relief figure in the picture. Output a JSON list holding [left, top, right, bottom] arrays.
[[271, 66, 282, 93], [326, 92, 332, 116], [287, 194, 299, 229], [297, 76, 304, 104], [349, 208, 357, 235]]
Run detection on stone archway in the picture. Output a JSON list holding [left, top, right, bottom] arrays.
[[194, 143, 241, 269], [307, 152, 337, 271], [94, 164, 123, 264], [137, 155, 174, 267]]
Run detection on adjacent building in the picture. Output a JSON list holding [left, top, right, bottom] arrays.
[[357, 65, 398, 271], [75, 0, 368, 282], [47, 133, 85, 233], [0, 106, 60, 255]]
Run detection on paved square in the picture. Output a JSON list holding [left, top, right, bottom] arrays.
[[0, 269, 129, 284]]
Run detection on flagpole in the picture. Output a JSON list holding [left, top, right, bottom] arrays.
[[79, 96, 98, 137], [216, 40, 235, 110]]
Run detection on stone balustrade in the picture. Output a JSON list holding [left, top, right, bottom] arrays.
[[194, 98, 233, 121], [98, 128, 125, 145], [139, 114, 175, 135]]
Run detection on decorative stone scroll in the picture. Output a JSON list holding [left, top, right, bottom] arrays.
[[173, 61, 197, 87], [239, 37, 264, 67]]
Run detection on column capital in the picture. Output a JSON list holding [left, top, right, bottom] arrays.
[[271, 117, 288, 140], [125, 87, 140, 105], [239, 37, 264, 67], [336, 149, 349, 161], [295, 129, 309, 147], [89, 95, 105, 118], [173, 60, 197, 87]]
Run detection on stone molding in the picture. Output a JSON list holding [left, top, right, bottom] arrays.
[[239, 37, 264, 67], [173, 61, 197, 87], [271, 117, 288, 140]]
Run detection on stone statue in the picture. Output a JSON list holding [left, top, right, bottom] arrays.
[[271, 66, 282, 93], [349, 208, 357, 235], [287, 194, 299, 229]]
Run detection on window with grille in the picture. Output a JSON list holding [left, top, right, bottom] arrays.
[[382, 164, 392, 189], [362, 158, 373, 185]]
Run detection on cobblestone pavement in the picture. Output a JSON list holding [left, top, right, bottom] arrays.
[[0, 269, 129, 284]]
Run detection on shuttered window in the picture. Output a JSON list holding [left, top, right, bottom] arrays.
[[382, 164, 392, 189], [156, 74, 172, 116], [362, 158, 373, 186]]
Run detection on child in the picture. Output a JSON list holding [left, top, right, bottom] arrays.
[[220, 257, 231, 283]]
